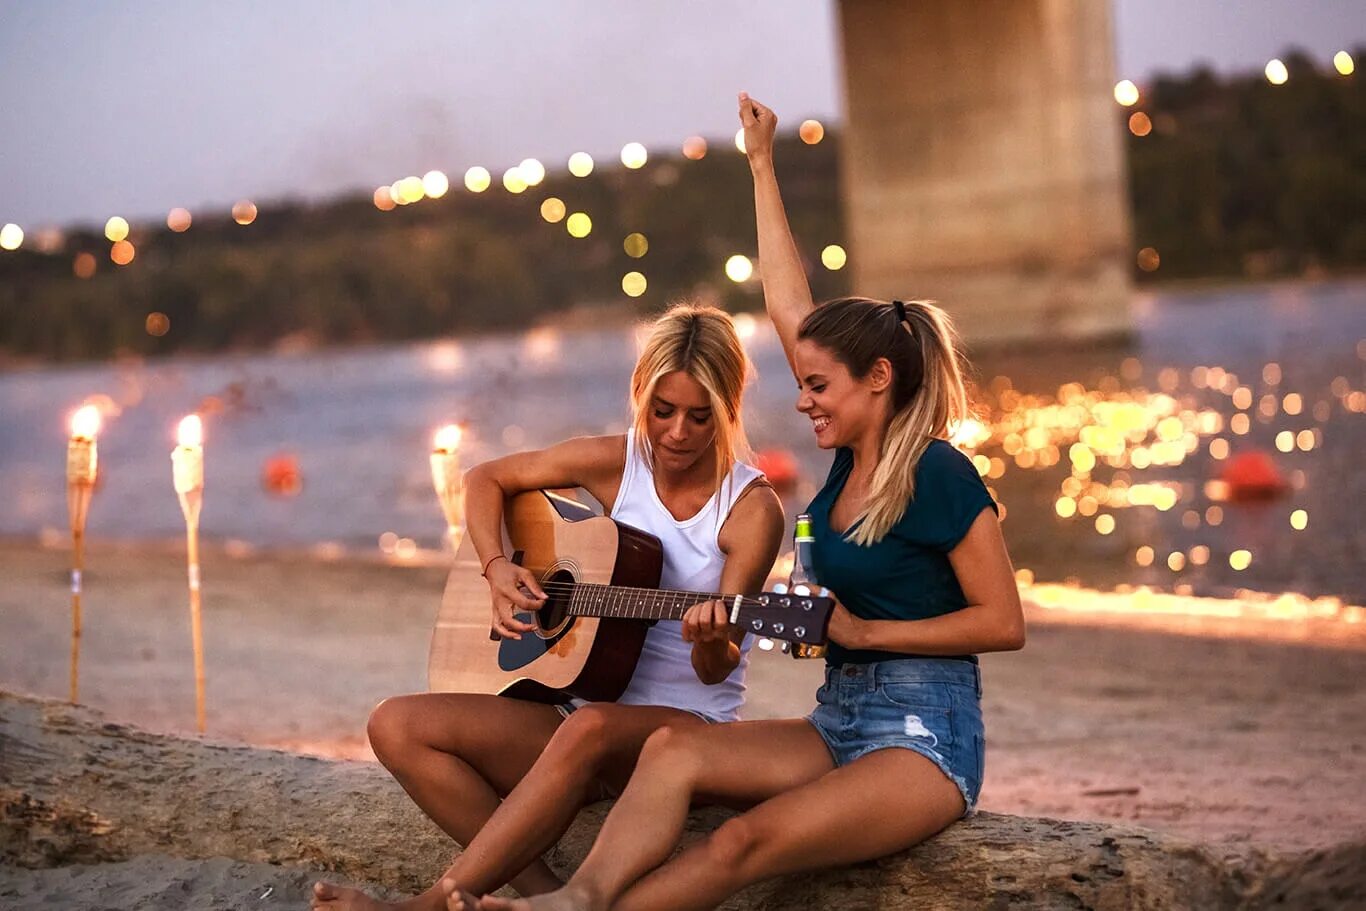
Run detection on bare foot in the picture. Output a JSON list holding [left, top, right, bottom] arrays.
[[439, 877, 482, 911], [468, 882, 598, 911], [312, 880, 443, 911]]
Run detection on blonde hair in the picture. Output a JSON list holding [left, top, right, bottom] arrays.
[[629, 303, 752, 493], [797, 297, 971, 546]]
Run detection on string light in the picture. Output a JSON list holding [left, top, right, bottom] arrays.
[[422, 170, 450, 198], [464, 166, 491, 193], [620, 143, 647, 169], [1114, 79, 1140, 106], [568, 152, 594, 177], [1265, 59, 1288, 85], [0, 223, 22, 251], [724, 254, 753, 282], [104, 216, 129, 243]]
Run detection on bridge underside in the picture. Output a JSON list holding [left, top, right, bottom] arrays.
[[837, 0, 1132, 345]]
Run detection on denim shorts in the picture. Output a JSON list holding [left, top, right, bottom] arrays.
[[805, 658, 985, 816]]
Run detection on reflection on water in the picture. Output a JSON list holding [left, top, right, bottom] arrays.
[[0, 279, 1362, 603]]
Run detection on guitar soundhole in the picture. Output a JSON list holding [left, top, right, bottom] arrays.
[[535, 568, 576, 637]]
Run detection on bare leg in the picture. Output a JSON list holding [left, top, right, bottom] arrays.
[[475, 720, 834, 911], [435, 703, 706, 908], [312, 693, 564, 911], [613, 748, 965, 911]]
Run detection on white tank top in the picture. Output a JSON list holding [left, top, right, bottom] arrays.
[[608, 430, 764, 722]]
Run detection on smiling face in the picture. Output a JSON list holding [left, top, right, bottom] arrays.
[[645, 370, 719, 474], [793, 338, 892, 450]]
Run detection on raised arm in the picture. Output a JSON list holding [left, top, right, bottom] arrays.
[[462, 435, 626, 639], [739, 92, 816, 376]]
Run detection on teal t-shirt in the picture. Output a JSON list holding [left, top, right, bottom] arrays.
[[807, 439, 998, 666]]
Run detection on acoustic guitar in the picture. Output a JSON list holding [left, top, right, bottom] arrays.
[[429, 490, 833, 703]]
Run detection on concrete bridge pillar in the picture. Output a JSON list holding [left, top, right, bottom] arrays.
[[836, 0, 1132, 345]]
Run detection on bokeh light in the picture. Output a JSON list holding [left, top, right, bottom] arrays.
[[540, 197, 566, 223], [398, 177, 425, 204], [821, 244, 847, 270], [0, 223, 22, 251], [464, 166, 491, 192], [725, 254, 753, 282], [1137, 246, 1160, 271], [1229, 549, 1253, 571], [568, 152, 594, 177], [104, 216, 130, 242], [682, 136, 707, 160], [1334, 51, 1355, 76], [167, 207, 193, 231], [145, 312, 170, 337], [110, 240, 135, 265], [621, 271, 647, 298], [734, 128, 746, 154], [1114, 79, 1140, 106], [72, 251, 96, 278], [620, 142, 648, 169], [1290, 509, 1308, 531], [232, 200, 258, 225], [623, 232, 649, 258], [502, 168, 528, 194], [799, 119, 825, 144], [566, 212, 592, 238], [422, 170, 450, 198], [1265, 59, 1288, 85], [518, 159, 545, 186], [373, 186, 396, 211], [1128, 112, 1153, 136]]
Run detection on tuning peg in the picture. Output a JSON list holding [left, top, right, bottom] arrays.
[[779, 641, 792, 654]]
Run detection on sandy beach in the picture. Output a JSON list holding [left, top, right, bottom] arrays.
[[3, 537, 1365, 907]]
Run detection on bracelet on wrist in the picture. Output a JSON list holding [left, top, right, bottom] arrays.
[[480, 553, 508, 578]]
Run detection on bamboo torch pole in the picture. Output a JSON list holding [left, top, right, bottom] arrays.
[[431, 424, 464, 554], [172, 414, 207, 732], [65, 405, 102, 703]]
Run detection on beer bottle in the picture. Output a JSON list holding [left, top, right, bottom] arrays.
[[788, 513, 827, 659]]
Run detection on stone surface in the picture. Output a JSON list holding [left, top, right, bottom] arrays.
[[2, 691, 1361, 909]]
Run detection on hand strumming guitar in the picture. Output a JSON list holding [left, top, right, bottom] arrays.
[[483, 555, 546, 640]]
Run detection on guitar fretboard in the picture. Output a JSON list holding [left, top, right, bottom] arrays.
[[564, 583, 741, 621]]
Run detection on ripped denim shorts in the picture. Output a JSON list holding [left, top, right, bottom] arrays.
[[805, 657, 985, 816]]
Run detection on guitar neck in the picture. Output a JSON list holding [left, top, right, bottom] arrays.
[[565, 583, 733, 622]]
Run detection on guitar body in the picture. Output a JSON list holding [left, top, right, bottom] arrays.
[[428, 490, 664, 704]]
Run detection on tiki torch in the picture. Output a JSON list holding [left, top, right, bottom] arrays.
[[66, 404, 101, 703], [171, 414, 207, 732], [430, 424, 464, 552]]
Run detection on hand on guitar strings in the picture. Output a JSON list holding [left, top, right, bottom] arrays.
[[681, 599, 735, 645], [484, 557, 546, 640]]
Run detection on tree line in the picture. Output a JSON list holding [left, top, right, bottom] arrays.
[[1, 49, 1360, 364]]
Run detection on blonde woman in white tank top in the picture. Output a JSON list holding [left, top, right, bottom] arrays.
[[313, 305, 784, 911]]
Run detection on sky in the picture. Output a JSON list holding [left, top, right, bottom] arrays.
[[1, 0, 1362, 229]]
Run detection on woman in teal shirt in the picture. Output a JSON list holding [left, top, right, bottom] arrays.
[[466, 95, 1025, 911]]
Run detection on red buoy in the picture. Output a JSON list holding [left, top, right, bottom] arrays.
[[1218, 450, 1286, 501], [754, 448, 800, 497], [261, 452, 303, 497]]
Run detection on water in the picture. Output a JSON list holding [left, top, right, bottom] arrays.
[[1, 279, 1362, 602]]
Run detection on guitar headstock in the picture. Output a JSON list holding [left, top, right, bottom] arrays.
[[735, 587, 833, 645]]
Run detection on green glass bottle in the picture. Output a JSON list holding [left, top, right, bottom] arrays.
[[788, 513, 826, 659]]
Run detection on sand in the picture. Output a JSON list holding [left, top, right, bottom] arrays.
[[2, 537, 1364, 907]]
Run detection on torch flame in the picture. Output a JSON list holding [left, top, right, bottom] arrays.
[[70, 405, 101, 440], [177, 414, 203, 448], [433, 424, 462, 453]]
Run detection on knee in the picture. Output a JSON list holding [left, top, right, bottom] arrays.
[[704, 816, 763, 872], [366, 696, 417, 764], [637, 724, 702, 776], [544, 704, 613, 765]]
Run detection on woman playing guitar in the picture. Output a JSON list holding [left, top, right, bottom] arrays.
[[311, 304, 784, 910], [462, 96, 1026, 911]]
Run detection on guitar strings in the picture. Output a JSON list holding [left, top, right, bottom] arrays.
[[523, 579, 823, 612]]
